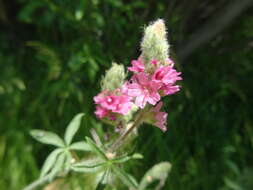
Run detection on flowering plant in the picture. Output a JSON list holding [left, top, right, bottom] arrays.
[[23, 19, 182, 190]]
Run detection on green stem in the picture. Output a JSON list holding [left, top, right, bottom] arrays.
[[22, 108, 148, 190], [109, 109, 146, 153], [22, 174, 52, 190]]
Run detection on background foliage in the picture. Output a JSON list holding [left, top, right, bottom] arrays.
[[1, 0, 253, 189]]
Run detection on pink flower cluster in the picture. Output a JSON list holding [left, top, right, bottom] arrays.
[[125, 58, 181, 108], [94, 57, 182, 131], [94, 89, 133, 120]]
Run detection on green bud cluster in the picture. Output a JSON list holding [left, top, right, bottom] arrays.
[[101, 63, 126, 91], [141, 19, 170, 71]]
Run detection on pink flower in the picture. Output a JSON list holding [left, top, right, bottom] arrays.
[[161, 85, 180, 95], [95, 93, 118, 110], [94, 89, 133, 120], [152, 65, 182, 85], [125, 73, 162, 109], [128, 59, 144, 73], [151, 102, 168, 132], [166, 58, 174, 66], [152, 61, 182, 96], [115, 94, 133, 115], [94, 106, 109, 119]]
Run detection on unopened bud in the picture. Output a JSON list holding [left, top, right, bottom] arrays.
[[141, 19, 170, 70], [101, 63, 126, 91]]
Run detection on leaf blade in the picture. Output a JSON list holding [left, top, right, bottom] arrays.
[[112, 166, 138, 188], [64, 113, 85, 145], [69, 141, 91, 152], [139, 162, 171, 190], [40, 148, 63, 178], [30, 129, 65, 147], [71, 159, 106, 173], [48, 152, 66, 180], [85, 137, 108, 161]]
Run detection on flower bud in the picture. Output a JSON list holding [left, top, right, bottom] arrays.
[[101, 63, 126, 91], [141, 19, 170, 71]]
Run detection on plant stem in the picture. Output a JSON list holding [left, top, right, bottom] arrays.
[[109, 109, 146, 153], [22, 174, 52, 190], [23, 108, 148, 190]]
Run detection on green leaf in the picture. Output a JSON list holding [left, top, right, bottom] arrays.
[[111, 153, 143, 164], [64, 151, 72, 173], [69, 141, 91, 152], [40, 148, 63, 178], [71, 158, 106, 173], [96, 169, 109, 190], [30, 130, 65, 147], [224, 178, 243, 190], [64, 113, 85, 145], [131, 153, 143, 160], [111, 155, 131, 164], [85, 137, 108, 160], [139, 162, 172, 190], [71, 166, 102, 173], [48, 152, 66, 180], [112, 166, 138, 188]]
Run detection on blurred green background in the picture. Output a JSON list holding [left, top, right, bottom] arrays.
[[1, 0, 253, 189]]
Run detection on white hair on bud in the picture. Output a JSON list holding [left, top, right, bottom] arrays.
[[141, 19, 170, 72], [101, 62, 126, 91]]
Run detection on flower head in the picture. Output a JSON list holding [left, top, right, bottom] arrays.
[[93, 19, 182, 134]]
